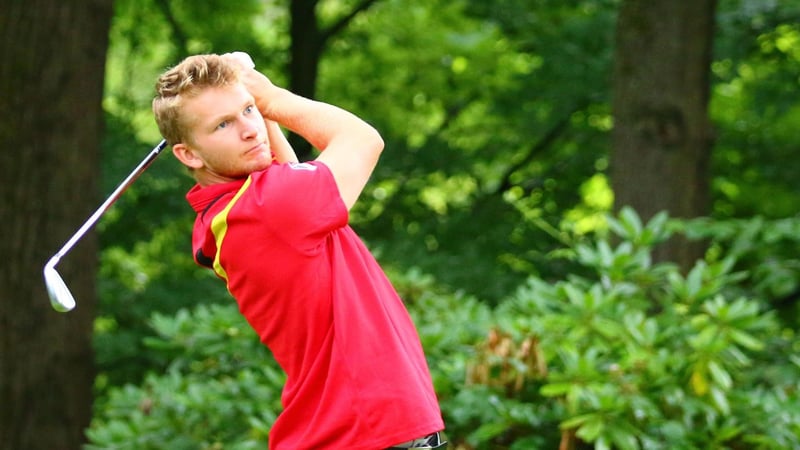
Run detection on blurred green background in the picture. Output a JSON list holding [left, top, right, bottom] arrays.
[[35, 0, 800, 448]]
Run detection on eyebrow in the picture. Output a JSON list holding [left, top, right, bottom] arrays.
[[205, 98, 254, 128]]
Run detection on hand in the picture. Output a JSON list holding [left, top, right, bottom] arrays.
[[226, 51, 255, 69], [221, 53, 384, 210], [221, 51, 278, 113]]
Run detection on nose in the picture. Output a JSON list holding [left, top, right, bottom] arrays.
[[240, 118, 259, 140]]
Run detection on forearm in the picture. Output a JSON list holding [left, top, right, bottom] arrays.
[[266, 120, 298, 163], [251, 81, 384, 210], [257, 87, 382, 153]]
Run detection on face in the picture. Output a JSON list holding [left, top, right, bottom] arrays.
[[173, 83, 272, 186]]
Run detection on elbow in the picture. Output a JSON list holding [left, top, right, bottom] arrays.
[[373, 131, 385, 155], [364, 125, 385, 153], [358, 125, 384, 161]]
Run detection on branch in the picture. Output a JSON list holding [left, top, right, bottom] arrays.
[[320, 0, 381, 45], [154, 0, 189, 56], [494, 101, 588, 195]]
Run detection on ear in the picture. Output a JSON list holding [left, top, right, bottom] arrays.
[[172, 143, 204, 170]]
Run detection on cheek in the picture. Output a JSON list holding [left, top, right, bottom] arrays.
[[254, 120, 267, 136]]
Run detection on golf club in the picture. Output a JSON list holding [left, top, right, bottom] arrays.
[[44, 140, 168, 312], [44, 51, 256, 312]]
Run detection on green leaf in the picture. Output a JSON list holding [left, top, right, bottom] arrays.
[[608, 426, 640, 450], [686, 262, 706, 299], [643, 211, 669, 239], [564, 284, 586, 307], [598, 240, 614, 267], [729, 329, 764, 351], [541, 382, 573, 397], [690, 324, 719, 349], [561, 413, 595, 430], [576, 415, 604, 441], [619, 206, 644, 237], [470, 421, 512, 442], [707, 360, 733, 390], [576, 243, 599, 266], [690, 367, 709, 396], [593, 317, 623, 339], [710, 386, 731, 415], [595, 436, 611, 450], [607, 216, 629, 239]]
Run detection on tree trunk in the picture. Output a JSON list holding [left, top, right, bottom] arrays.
[[287, 0, 380, 159], [0, 1, 113, 449], [611, 0, 717, 269], [289, 0, 323, 159]]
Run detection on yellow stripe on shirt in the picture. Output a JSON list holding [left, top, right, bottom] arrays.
[[210, 176, 253, 282]]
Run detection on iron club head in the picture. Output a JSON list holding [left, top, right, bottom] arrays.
[[44, 260, 76, 312]]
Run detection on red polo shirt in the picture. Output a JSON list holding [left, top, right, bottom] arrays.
[[186, 161, 443, 449]]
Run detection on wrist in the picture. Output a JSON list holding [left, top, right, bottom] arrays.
[[257, 87, 294, 120]]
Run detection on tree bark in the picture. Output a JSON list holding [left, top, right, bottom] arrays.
[[0, 1, 113, 449], [611, 0, 717, 268]]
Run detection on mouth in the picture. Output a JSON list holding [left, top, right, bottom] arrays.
[[245, 142, 268, 156]]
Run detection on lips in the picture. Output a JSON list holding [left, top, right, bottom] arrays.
[[245, 142, 267, 155]]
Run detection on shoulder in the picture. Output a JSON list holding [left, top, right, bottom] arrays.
[[243, 162, 345, 222], [251, 161, 333, 183], [286, 161, 321, 172]]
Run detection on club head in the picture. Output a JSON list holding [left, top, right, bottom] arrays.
[[43, 264, 76, 312]]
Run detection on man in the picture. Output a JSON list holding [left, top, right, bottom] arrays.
[[152, 53, 446, 449]]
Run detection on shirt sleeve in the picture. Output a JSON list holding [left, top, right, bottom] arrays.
[[247, 161, 348, 252]]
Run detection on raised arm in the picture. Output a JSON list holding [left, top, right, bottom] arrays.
[[266, 119, 298, 164], [269, 89, 384, 211], [234, 65, 384, 211], [223, 53, 299, 165]]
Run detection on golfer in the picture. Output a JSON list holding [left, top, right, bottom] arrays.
[[152, 53, 446, 449]]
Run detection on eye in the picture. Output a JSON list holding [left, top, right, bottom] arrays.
[[216, 120, 230, 130], [244, 105, 255, 114]]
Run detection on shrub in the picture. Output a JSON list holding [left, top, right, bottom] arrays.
[[87, 304, 283, 449], [88, 209, 800, 450], [441, 208, 800, 449]]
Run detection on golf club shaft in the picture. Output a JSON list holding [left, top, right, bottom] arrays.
[[47, 140, 168, 266]]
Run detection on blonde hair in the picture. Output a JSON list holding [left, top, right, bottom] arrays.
[[152, 54, 241, 145]]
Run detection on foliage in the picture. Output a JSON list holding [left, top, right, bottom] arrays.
[[88, 210, 800, 449], [436, 209, 800, 449], [87, 304, 283, 450], [95, 0, 800, 314], [682, 215, 800, 327], [711, 0, 800, 218], [326, 0, 617, 301], [89, 0, 800, 448], [87, 269, 491, 450]]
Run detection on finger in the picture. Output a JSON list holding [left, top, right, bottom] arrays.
[[223, 51, 255, 69]]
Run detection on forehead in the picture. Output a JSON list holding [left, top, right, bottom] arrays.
[[182, 83, 253, 126]]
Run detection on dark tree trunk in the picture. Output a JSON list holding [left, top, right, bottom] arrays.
[[289, 0, 323, 159], [0, 1, 113, 449], [287, 0, 381, 160], [611, 0, 717, 269]]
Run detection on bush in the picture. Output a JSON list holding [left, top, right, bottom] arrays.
[[88, 209, 800, 449], [441, 208, 800, 449], [87, 304, 284, 449]]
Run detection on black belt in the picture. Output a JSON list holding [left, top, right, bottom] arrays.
[[386, 432, 447, 449]]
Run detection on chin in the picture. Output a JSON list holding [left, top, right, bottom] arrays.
[[252, 159, 273, 173]]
